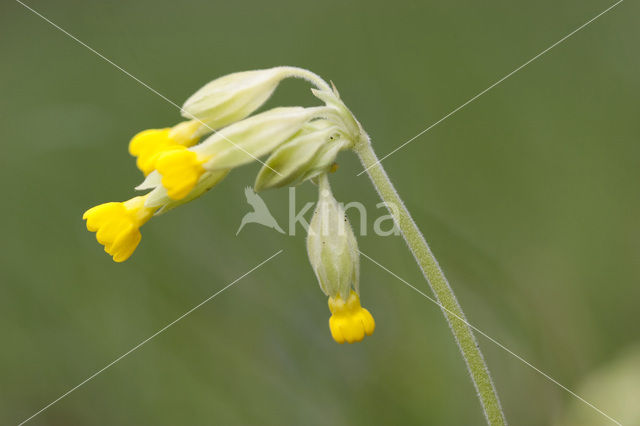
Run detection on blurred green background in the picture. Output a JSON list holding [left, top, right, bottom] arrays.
[[1, 0, 639, 424]]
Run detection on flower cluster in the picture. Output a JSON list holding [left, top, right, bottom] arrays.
[[83, 66, 374, 343]]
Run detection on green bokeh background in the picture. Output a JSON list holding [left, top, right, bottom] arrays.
[[1, 0, 638, 424]]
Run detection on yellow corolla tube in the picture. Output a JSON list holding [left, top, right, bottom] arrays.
[[83, 195, 156, 262], [328, 291, 375, 344], [129, 120, 202, 176]]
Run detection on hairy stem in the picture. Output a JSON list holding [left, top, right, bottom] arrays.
[[353, 131, 506, 425]]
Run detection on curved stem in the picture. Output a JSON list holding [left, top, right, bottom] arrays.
[[279, 66, 334, 92], [353, 131, 506, 425]]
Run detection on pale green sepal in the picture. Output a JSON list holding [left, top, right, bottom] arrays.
[[135, 170, 162, 191], [254, 124, 339, 191], [181, 68, 290, 130], [156, 169, 229, 214], [306, 174, 359, 300], [143, 170, 229, 212], [298, 137, 350, 183], [195, 106, 325, 171]]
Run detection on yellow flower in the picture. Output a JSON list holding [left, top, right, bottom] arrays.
[[328, 291, 375, 344], [83, 195, 156, 262], [129, 120, 202, 176], [154, 146, 207, 200]]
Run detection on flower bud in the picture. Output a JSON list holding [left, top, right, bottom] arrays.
[[298, 137, 350, 183], [181, 68, 290, 129], [253, 121, 339, 191]]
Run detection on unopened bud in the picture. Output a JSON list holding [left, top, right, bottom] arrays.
[[181, 68, 291, 130]]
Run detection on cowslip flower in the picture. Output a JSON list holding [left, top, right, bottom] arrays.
[[306, 174, 374, 343], [128, 67, 298, 177], [83, 195, 156, 262], [128, 120, 205, 176], [83, 66, 373, 342], [82, 66, 507, 419]]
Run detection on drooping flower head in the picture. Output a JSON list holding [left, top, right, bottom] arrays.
[[83, 66, 374, 343]]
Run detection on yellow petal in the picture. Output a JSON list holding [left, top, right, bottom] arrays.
[[83, 202, 126, 232], [129, 123, 202, 176], [129, 128, 171, 156], [359, 308, 376, 336], [129, 129, 173, 176], [155, 147, 205, 200], [327, 291, 375, 344], [95, 215, 129, 246], [109, 223, 142, 262], [83, 196, 155, 262], [329, 316, 346, 344]]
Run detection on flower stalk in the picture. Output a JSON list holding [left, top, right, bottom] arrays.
[[353, 130, 506, 425]]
